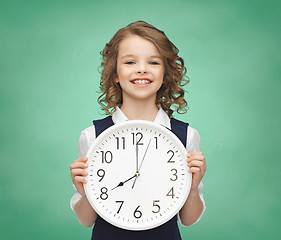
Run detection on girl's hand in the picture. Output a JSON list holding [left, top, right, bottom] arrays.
[[70, 157, 88, 196], [186, 152, 206, 191]]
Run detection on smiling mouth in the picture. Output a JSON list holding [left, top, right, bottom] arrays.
[[131, 79, 152, 84]]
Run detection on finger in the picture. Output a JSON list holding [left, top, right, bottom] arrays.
[[188, 152, 203, 157], [187, 154, 205, 163], [187, 152, 204, 158], [187, 160, 204, 168], [70, 161, 88, 170], [188, 167, 201, 174], [74, 176, 87, 184], [188, 166, 206, 182], [188, 167, 203, 190], [71, 169, 88, 177], [74, 157, 88, 163]]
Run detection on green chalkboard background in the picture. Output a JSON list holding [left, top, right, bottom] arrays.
[[1, 0, 280, 239]]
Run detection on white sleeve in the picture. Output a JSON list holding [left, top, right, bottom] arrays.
[[70, 126, 96, 212], [177, 126, 206, 225]]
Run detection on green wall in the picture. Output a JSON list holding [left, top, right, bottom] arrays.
[[1, 0, 280, 239]]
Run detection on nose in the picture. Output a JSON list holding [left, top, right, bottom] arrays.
[[137, 64, 147, 74]]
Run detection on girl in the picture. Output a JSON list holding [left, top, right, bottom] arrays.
[[70, 21, 206, 240]]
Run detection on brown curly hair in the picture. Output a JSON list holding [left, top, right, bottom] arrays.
[[98, 20, 189, 117]]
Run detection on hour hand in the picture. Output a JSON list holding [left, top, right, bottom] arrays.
[[111, 174, 137, 190]]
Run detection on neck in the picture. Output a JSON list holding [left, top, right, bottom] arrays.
[[120, 100, 159, 121]]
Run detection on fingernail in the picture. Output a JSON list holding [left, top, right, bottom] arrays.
[[187, 153, 190, 157]]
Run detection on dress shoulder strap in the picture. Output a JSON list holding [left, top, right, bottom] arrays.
[[92, 116, 114, 137], [170, 118, 189, 147]]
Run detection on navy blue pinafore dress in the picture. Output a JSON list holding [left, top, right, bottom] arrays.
[[91, 116, 189, 240]]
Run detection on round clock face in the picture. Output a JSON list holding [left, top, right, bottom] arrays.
[[84, 120, 191, 230]]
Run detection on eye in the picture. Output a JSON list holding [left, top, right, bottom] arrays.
[[125, 61, 135, 65], [149, 61, 160, 65]]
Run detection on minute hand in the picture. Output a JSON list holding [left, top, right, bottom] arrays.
[[132, 138, 152, 189], [136, 141, 139, 173]]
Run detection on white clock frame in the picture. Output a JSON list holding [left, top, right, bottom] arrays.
[[84, 120, 192, 230]]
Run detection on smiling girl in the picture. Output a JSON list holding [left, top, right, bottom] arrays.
[[70, 21, 206, 240]]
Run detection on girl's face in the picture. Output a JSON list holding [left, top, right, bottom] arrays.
[[116, 35, 164, 105]]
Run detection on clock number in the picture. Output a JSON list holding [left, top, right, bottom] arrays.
[[116, 137, 125, 150], [170, 169, 178, 181], [115, 201, 124, 214], [132, 132, 143, 145], [166, 187, 175, 198], [152, 200, 161, 213], [167, 150, 175, 163], [154, 137, 158, 149], [133, 206, 142, 219], [97, 169, 105, 182], [101, 151, 113, 163], [100, 187, 108, 200]]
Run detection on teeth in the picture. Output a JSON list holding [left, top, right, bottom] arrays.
[[133, 80, 151, 84]]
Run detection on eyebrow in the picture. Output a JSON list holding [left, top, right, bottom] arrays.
[[120, 54, 162, 59]]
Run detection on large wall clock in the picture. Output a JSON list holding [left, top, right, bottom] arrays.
[[84, 120, 192, 230]]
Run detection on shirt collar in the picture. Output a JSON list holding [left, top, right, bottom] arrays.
[[112, 106, 171, 130]]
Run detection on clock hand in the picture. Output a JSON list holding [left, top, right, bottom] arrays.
[[136, 142, 139, 173], [132, 174, 137, 189], [111, 173, 137, 190], [138, 138, 152, 172], [132, 138, 152, 189]]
